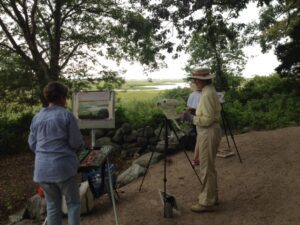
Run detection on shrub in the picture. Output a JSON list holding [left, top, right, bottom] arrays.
[[224, 74, 300, 130], [116, 99, 164, 129], [0, 112, 34, 155]]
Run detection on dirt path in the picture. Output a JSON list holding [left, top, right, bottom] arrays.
[[80, 126, 300, 225], [1, 126, 300, 225]]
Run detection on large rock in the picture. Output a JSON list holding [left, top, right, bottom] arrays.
[[136, 137, 148, 147], [95, 137, 112, 147], [94, 129, 107, 139], [123, 143, 140, 150], [155, 127, 172, 140], [9, 208, 27, 223], [25, 194, 46, 220], [121, 123, 132, 135], [148, 136, 158, 145], [156, 140, 179, 153], [133, 152, 163, 167], [121, 143, 141, 157], [112, 128, 123, 144], [106, 129, 116, 137], [144, 126, 155, 138], [136, 128, 144, 137], [123, 130, 137, 143], [116, 164, 146, 188], [12, 219, 36, 225], [137, 126, 155, 138], [62, 181, 94, 215]]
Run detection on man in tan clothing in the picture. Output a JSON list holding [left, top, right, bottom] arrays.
[[182, 68, 222, 212]]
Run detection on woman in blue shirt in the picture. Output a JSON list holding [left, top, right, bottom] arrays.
[[28, 81, 84, 225]]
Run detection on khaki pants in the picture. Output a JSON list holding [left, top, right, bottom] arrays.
[[196, 123, 222, 206]]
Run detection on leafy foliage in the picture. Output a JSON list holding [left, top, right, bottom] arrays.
[[251, 0, 300, 78], [0, 112, 33, 155], [0, 50, 39, 108], [0, 0, 168, 105], [224, 74, 300, 130], [2, 75, 300, 155], [116, 100, 163, 129], [275, 19, 300, 78], [185, 15, 246, 91], [255, 0, 300, 52], [142, 0, 273, 91]]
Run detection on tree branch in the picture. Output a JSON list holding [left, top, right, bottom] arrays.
[[37, 8, 53, 41], [46, 0, 54, 14], [0, 2, 18, 22], [30, 0, 38, 38], [36, 39, 50, 60], [0, 42, 17, 53], [10, 0, 28, 33], [61, 1, 85, 25], [0, 17, 34, 66], [60, 43, 81, 70]]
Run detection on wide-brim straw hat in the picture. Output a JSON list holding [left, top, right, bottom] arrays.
[[188, 68, 215, 80]]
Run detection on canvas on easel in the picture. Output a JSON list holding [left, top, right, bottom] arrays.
[[72, 91, 115, 129]]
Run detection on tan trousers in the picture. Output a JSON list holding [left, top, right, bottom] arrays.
[[196, 123, 222, 206]]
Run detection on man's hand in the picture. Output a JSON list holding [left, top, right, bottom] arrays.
[[181, 112, 194, 123]]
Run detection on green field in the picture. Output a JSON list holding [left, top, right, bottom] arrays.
[[114, 79, 186, 103], [115, 90, 162, 104], [120, 79, 185, 90]]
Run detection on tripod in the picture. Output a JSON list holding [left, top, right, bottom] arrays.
[[220, 104, 242, 163], [138, 116, 202, 217]]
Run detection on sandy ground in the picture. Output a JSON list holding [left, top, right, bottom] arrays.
[[2, 126, 300, 225], [75, 126, 300, 225]]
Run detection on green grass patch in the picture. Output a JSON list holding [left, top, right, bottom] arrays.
[[120, 79, 184, 90], [115, 90, 162, 104]]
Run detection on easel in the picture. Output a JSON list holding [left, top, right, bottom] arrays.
[[220, 104, 242, 163], [74, 91, 119, 225], [89, 129, 120, 225], [217, 92, 242, 163], [139, 116, 202, 218]]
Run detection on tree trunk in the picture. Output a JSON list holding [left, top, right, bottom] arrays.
[[35, 67, 60, 107]]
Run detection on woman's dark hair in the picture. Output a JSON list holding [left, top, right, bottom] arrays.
[[43, 81, 68, 103]]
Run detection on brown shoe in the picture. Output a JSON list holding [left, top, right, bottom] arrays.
[[190, 204, 215, 213]]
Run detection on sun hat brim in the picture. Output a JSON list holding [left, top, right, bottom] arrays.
[[187, 68, 215, 80], [188, 74, 215, 80]]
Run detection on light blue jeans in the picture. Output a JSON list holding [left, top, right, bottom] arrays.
[[41, 176, 80, 225]]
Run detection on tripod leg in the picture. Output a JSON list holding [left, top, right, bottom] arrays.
[[163, 117, 168, 218], [167, 120, 202, 185], [138, 121, 164, 191], [107, 158, 120, 225], [221, 105, 243, 163], [221, 110, 231, 149]]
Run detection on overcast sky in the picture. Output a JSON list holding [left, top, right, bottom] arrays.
[[119, 3, 280, 80]]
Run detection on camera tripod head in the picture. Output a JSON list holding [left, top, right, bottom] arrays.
[[156, 99, 181, 120]]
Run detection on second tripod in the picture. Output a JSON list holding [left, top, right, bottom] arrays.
[[138, 116, 202, 217]]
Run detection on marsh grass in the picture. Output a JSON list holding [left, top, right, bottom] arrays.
[[120, 79, 184, 90], [115, 90, 162, 104]]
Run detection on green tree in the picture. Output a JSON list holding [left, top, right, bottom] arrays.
[[142, 0, 271, 90], [0, 0, 168, 105], [275, 13, 300, 77], [253, 0, 300, 77], [0, 49, 38, 112], [256, 0, 299, 51], [185, 11, 246, 91]]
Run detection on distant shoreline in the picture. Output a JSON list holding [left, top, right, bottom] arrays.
[[119, 79, 188, 90], [118, 80, 189, 91]]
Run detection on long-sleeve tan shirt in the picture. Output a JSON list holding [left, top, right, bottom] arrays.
[[193, 84, 221, 127]]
